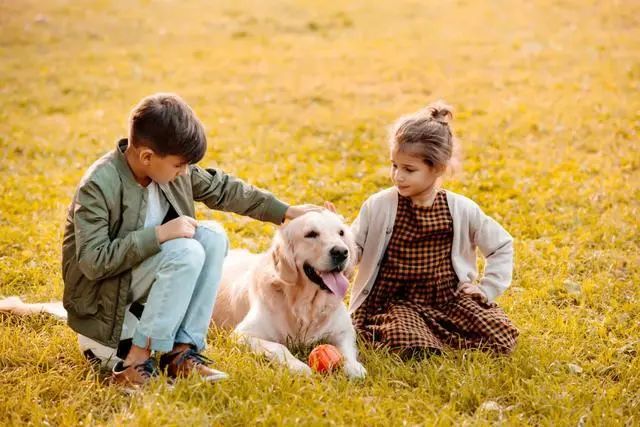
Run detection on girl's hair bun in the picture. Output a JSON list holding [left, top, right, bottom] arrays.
[[389, 99, 459, 171], [423, 100, 453, 124]]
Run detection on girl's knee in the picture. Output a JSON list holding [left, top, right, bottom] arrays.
[[489, 327, 519, 355], [492, 340, 517, 355]]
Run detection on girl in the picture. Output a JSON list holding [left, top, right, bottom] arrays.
[[348, 102, 518, 358]]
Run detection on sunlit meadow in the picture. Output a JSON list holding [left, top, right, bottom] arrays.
[[1, 0, 639, 425]]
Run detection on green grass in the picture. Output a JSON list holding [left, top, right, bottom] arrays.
[[1, 0, 639, 425]]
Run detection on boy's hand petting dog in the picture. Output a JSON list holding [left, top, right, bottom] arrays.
[[284, 204, 324, 221], [458, 282, 488, 304], [156, 216, 198, 243]]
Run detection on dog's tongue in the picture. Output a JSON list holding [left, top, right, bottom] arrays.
[[319, 271, 349, 298]]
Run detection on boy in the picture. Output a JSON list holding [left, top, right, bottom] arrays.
[[62, 93, 318, 389]]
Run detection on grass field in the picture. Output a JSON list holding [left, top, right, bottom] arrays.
[[1, 0, 639, 425]]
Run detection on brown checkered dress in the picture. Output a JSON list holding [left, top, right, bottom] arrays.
[[353, 190, 518, 355]]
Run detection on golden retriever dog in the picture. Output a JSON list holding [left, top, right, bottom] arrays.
[[212, 210, 367, 378]]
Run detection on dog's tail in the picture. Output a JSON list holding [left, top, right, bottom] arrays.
[[0, 296, 67, 320]]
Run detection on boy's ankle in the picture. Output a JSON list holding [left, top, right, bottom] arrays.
[[124, 344, 152, 367], [172, 343, 193, 353]]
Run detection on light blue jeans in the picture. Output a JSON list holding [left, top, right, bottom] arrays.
[[128, 221, 228, 353]]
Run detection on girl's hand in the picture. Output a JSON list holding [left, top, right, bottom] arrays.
[[458, 282, 488, 303], [284, 204, 323, 221]]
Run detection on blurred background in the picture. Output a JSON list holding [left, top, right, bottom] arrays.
[[1, 0, 638, 424]]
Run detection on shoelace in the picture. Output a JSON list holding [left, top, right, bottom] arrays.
[[174, 348, 213, 367], [134, 358, 158, 378]]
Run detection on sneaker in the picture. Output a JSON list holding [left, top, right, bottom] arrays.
[[111, 358, 158, 392], [159, 347, 228, 382]]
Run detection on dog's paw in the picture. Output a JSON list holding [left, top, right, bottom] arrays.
[[343, 361, 367, 379], [288, 359, 313, 376]]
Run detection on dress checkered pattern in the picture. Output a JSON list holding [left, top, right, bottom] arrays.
[[352, 190, 518, 355]]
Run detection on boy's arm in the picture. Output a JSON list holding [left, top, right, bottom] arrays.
[[74, 181, 161, 281], [190, 166, 289, 225], [470, 204, 514, 302]]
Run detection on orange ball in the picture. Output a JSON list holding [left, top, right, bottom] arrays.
[[308, 344, 343, 373]]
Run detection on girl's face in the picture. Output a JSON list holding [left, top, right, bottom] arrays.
[[390, 144, 445, 202]]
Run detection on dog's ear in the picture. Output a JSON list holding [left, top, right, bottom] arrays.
[[270, 230, 298, 285]]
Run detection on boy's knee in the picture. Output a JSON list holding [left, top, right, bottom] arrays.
[[196, 221, 229, 253], [162, 238, 206, 266]]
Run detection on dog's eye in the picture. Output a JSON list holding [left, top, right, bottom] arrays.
[[305, 231, 319, 239], [339, 230, 344, 236]]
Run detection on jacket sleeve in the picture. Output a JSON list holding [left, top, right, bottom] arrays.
[[74, 180, 161, 281], [190, 165, 289, 225], [470, 203, 514, 302], [350, 199, 370, 264]]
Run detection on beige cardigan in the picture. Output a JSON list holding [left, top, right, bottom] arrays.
[[349, 188, 514, 314]]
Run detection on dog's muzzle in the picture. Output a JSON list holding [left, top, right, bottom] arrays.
[[303, 260, 350, 298]]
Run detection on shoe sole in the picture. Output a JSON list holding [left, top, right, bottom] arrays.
[[165, 371, 230, 383], [203, 371, 229, 382]]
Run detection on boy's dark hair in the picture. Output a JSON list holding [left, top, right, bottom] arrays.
[[128, 93, 207, 164]]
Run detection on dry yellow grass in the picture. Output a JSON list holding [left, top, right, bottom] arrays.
[[1, 0, 639, 425]]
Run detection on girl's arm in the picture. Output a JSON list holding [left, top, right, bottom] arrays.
[[350, 200, 370, 264], [470, 205, 514, 302]]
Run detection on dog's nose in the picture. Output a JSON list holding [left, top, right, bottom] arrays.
[[330, 246, 348, 263]]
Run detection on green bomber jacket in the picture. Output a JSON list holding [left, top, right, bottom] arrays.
[[62, 139, 288, 347]]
